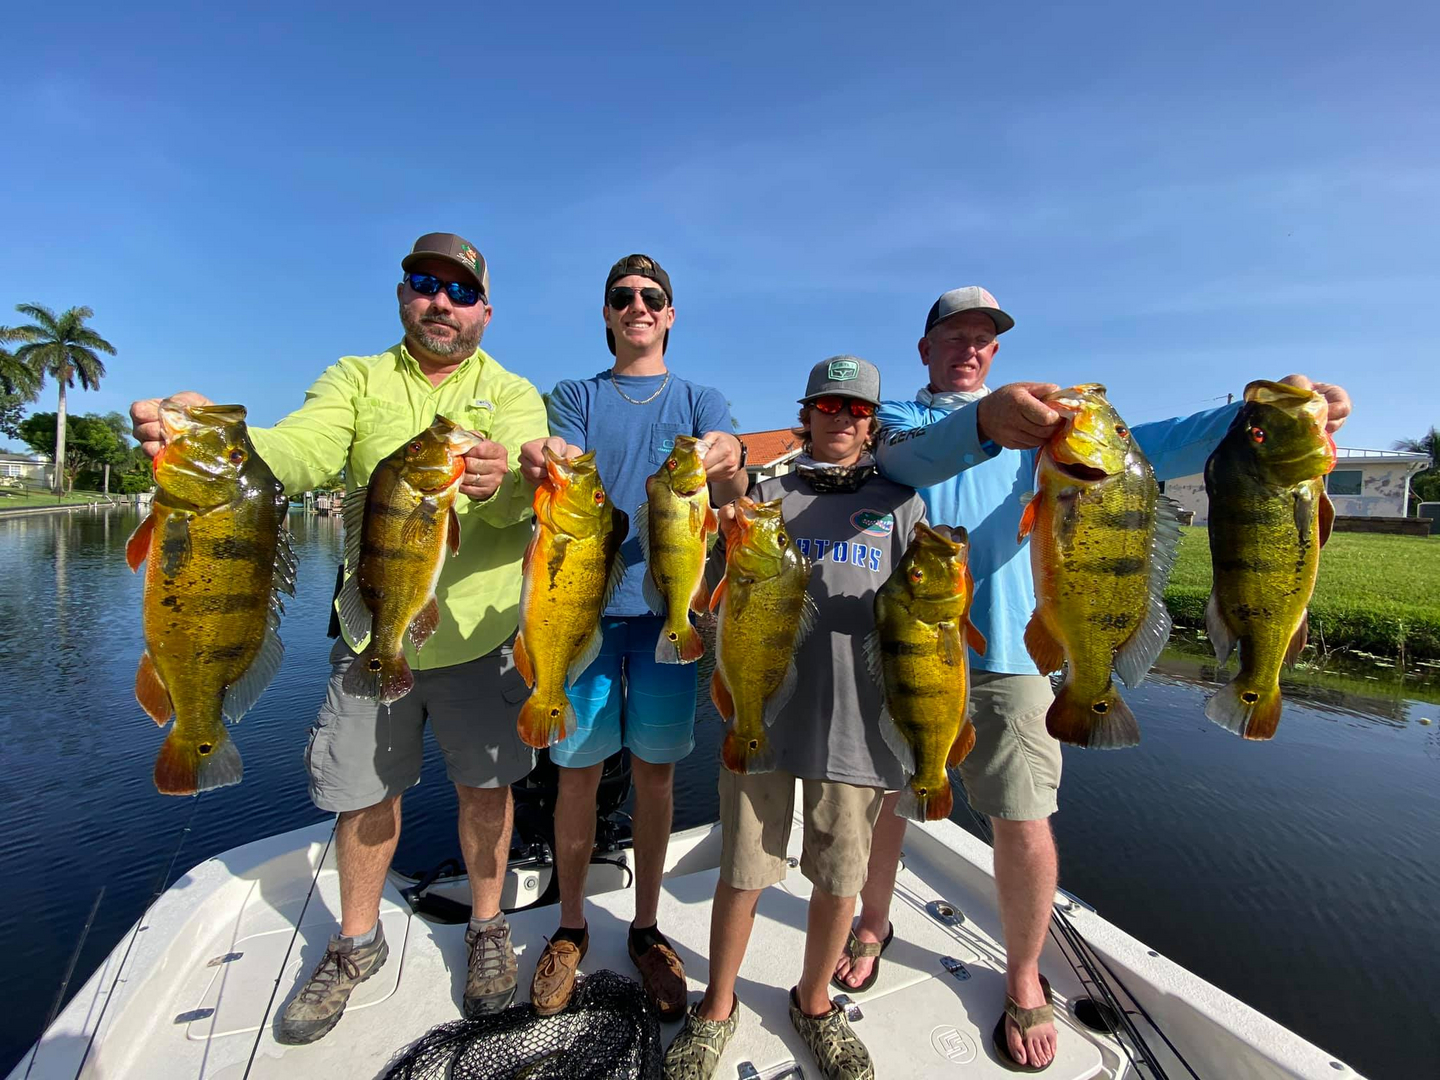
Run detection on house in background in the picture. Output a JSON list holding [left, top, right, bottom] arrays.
[[1164, 446, 1432, 525], [0, 451, 53, 489], [737, 428, 803, 485]]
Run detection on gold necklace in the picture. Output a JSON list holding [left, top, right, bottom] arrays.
[[611, 371, 671, 405]]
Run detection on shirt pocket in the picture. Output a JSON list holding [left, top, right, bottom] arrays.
[[649, 423, 686, 466], [353, 396, 406, 458], [454, 398, 497, 442]]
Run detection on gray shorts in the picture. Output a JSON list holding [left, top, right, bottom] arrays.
[[956, 670, 1061, 822], [304, 637, 536, 813]]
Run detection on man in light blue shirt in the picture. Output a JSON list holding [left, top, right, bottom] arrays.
[[836, 286, 1351, 1070]]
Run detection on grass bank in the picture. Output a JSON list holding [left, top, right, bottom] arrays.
[[1165, 526, 1440, 661], [0, 489, 114, 509]]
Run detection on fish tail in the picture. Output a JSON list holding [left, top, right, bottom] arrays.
[[517, 693, 576, 749], [1205, 678, 1283, 740], [654, 618, 703, 665], [894, 779, 954, 823], [343, 644, 414, 705], [153, 729, 243, 796], [1047, 679, 1140, 749], [721, 727, 775, 774]]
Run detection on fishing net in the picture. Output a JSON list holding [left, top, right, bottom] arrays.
[[380, 970, 662, 1080]]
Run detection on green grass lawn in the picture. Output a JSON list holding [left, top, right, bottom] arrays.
[[0, 488, 113, 509], [1166, 526, 1440, 660]]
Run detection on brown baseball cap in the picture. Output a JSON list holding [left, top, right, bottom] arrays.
[[402, 233, 490, 300], [605, 253, 672, 356]]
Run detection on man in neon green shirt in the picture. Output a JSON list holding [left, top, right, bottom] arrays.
[[130, 233, 548, 1042]]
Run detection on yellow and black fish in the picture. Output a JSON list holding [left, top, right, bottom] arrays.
[[637, 434, 717, 663]]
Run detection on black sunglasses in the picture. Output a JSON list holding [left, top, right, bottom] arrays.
[[405, 272, 483, 307], [607, 286, 668, 312]]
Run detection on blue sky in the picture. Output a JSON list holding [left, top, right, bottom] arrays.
[[1, 1, 1435, 451]]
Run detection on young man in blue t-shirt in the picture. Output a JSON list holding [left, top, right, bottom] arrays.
[[518, 253, 747, 1020]]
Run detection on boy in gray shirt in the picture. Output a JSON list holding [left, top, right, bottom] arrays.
[[664, 357, 923, 1080]]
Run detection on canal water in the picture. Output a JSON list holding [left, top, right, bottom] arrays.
[[1, 507, 1435, 1078]]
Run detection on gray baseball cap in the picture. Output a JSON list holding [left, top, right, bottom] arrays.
[[402, 232, 490, 299], [924, 286, 1014, 335], [799, 355, 881, 405]]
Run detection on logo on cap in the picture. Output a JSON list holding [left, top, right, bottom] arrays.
[[457, 243, 478, 270], [828, 360, 859, 381]]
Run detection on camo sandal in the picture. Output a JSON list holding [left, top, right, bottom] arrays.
[[992, 974, 1055, 1073], [788, 989, 875, 1080], [663, 997, 739, 1080], [831, 922, 894, 993]]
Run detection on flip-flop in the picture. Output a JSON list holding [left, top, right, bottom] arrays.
[[992, 974, 1055, 1073], [830, 922, 894, 993]]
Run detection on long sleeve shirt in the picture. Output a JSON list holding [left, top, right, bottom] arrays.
[[875, 394, 1238, 675]]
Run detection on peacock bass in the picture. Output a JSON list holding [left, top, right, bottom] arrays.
[[637, 434, 717, 663]]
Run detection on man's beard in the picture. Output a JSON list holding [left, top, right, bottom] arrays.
[[400, 304, 483, 358]]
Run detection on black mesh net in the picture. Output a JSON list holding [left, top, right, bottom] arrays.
[[380, 970, 662, 1080]]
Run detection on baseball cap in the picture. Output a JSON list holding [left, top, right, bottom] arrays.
[[924, 286, 1014, 336], [799, 355, 881, 405], [402, 233, 489, 299], [605, 253, 673, 356]]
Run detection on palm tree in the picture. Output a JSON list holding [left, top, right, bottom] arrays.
[[1392, 427, 1439, 515], [0, 326, 39, 397], [11, 305, 116, 494]]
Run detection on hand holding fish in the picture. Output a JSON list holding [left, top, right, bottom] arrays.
[[131, 391, 214, 459], [975, 382, 1064, 449], [459, 437, 509, 501], [1278, 374, 1351, 434], [519, 437, 583, 487], [699, 431, 744, 482]]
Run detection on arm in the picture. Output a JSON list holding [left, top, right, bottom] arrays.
[[520, 381, 586, 487], [466, 377, 551, 527], [875, 400, 995, 489], [697, 387, 747, 504], [1133, 403, 1239, 482], [247, 361, 362, 493]]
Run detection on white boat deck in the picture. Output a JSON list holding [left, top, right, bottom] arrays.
[[11, 807, 1365, 1080]]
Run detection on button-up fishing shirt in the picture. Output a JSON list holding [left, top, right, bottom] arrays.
[[248, 342, 548, 669]]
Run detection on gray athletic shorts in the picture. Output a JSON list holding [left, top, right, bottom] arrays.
[[955, 671, 1061, 822], [304, 637, 536, 813]]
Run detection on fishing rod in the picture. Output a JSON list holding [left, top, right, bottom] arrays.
[[23, 887, 105, 1080]]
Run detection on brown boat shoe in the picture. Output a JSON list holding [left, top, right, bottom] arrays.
[[530, 929, 588, 1016], [629, 929, 688, 1021]]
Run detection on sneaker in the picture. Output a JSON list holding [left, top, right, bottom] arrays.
[[788, 988, 875, 1080], [277, 924, 389, 1045], [464, 917, 518, 1017], [530, 929, 588, 1016], [629, 929, 688, 1021], [663, 997, 740, 1080]]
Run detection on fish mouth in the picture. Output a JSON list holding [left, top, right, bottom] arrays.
[[1056, 461, 1109, 482]]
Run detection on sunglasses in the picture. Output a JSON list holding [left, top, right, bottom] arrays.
[[607, 286, 669, 312], [810, 395, 876, 419], [405, 272, 483, 307]]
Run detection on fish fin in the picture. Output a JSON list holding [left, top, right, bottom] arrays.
[[1024, 613, 1066, 674], [1114, 596, 1172, 690], [222, 625, 284, 723], [966, 616, 987, 657], [400, 498, 440, 547], [641, 569, 667, 616], [878, 704, 917, 776], [341, 487, 367, 575], [1283, 611, 1309, 667], [894, 779, 954, 824], [157, 513, 193, 577], [947, 721, 977, 767], [447, 504, 461, 555], [709, 576, 728, 612], [862, 629, 885, 686], [704, 502, 718, 535], [567, 623, 605, 687], [1205, 591, 1237, 666], [710, 669, 735, 721], [154, 730, 243, 796], [939, 622, 965, 667], [634, 498, 652, 564], [1047, 678, 1139, 749], [135, 651, 173, 726], [272, 528, 297, 597], [1318, 492, 1334, 548], [689, 575, 711, 614], [795, 591, 818, 648], [126, 512, 155, 571], [517, 694, 575, 749], [513, 631, 535, 687], [407, 595, 441, 651], [1017, 491, 1042, 542], [656, 620, 704, 665], [600, 516, 629, 612], [521, 525, 539, 576], [335, 570, 372, 645], [722, 727, 776, 774], [1205, 679, 1283, 740], [343, 644, 414, 704], [762, 660, 799, 727]]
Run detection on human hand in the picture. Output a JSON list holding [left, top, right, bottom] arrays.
[[519, 437, 582, 487], [974, 382, 1064, 449], [715, 499, 742, 544], [460, 438, 509, 501], [1278, 374, 1352, 434], [700, 431, 743, 482], [130, 391, 213, 459]]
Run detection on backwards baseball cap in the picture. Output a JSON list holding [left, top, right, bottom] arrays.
[[799, 355, 881, 405], [402, 233, 489, 300], [605, 253, 673, 356], [924, 286, 1014, 336]]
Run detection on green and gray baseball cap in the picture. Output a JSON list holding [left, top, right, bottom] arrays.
[[924, 286, 1014, 335], [402, 232, 489, 300], [799, 355, 882, 405]]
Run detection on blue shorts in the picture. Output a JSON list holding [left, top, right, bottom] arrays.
[[548, 615, 698, 769]]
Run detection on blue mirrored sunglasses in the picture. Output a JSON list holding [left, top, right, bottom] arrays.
[[404, 272, 482, 307]]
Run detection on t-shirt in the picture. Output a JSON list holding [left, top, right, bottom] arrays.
[[546, 370, 733, 617], [751, 470, 928, 790]]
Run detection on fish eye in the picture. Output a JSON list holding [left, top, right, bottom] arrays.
[[409, 441, 422, 452], [1114, 425, 1128, 438], [910, 568, 924, 581], [229, 448, 246, 464], [1249, 426, 1266, 443], [778, 532, 788, 546], [593, 489, 605, 505], [666, 459, 677, 471]]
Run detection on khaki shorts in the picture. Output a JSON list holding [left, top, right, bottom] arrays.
[[956, 671, 1061, 822], [304, 637, 536, 813], [718, 769, 885, 897]]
